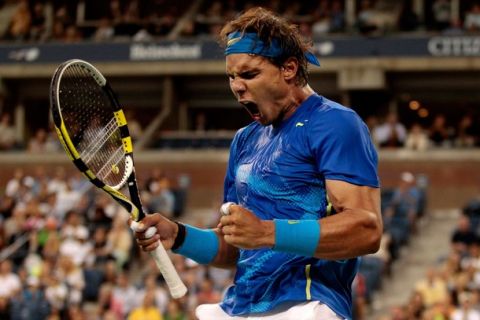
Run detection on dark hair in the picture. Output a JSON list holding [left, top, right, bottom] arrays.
[[219, 7, 312, 86]]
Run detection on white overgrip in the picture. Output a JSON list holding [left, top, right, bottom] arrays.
[[130, 221, 187, 298]]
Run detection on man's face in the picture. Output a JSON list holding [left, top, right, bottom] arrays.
[[226, 53, 290, 126]]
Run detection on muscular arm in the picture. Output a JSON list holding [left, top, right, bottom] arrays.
[[220, 180, 382, 261], [315, 179, 382, 259]]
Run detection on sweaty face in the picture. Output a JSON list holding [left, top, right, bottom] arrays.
[[226, 54, 290, 126]]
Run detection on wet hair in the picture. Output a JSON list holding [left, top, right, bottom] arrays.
[[219, 7, 312, 86]]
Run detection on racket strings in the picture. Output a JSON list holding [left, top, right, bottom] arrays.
[[80, 117, 117, 162], [96, 145, 125, 183], [59, 64, 127, 187]]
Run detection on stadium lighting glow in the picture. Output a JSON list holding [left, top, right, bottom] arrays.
[[418, 108, 429, 118], [409, 100, 420, 110]]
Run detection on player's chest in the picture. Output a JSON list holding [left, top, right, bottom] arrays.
[[235, 129, 316, 184]]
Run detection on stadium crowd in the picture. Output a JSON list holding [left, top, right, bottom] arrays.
[[372, 197, 480, 320], [0, 162, 432, 319], [1, 108, 479, 151], [1, 0, 480, 43], [0, 1, 479, 319], [0, 166, 203, 320]]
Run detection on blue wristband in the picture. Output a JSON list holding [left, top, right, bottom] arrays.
[[273, 219, 320, 257], [172, 225, 219, 264]]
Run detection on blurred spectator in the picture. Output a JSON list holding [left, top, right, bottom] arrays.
[[373, 112, 407, 148], [106, 213, 133, 269], [384, 172, 421, 247], [196, 277, 221, 305], [41, 218, 61, 263], [0, 1, 17, 38], [63, 24, 83, 43], [465, 3, 480, 32], [194, 112, 209, 132], [282, 3, 302, 22], [312, 14, 331, 36], [356, 0, 379, 35], [147, 175, 175, 218], [329, 0, 346, 33], [137, 274, 168, 314], [128, 290, 163, 320], [56, 255, 85, 305], [59, 212, 91, 267], [405, 123, 430, 151], [0, 194, 15, 223], [0, 259, 22, 301], [164, 299, 186, 320], [432, 0, 451, 31], [443, 18, 465, 36], [9, 276, 50, 320], [87, 193, 115, 230], [451, 215, 477, 255], [429, 114, 452, 147], [27, 128, 60, 153], [406, 291, 426, 319], [51, 181, 83, 221], [414, 267, 449, 308], [451, 291, 480, 320], [44, 273, 68, 316], [60, 210, 88, 240], [110, 271, 138, 319], [30, 2, 53, 42], [455, 114, 478, 148], [389, 305, 408, 320], [89, 226, 111, 266], [51, 19, 66, 41], [397, 0, 420, 32], [92, 18, 115, 42], [109, 0, 123, 24], [0, 113, 18, 150], [6, 0, 31, 41]]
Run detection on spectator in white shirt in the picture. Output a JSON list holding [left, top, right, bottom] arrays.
[[373, 112, 407, 148], [0, 259, 21, 299]]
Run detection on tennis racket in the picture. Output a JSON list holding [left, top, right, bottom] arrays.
[[50, 59, 187, 298]]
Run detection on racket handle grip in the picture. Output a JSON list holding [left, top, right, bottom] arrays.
[[149, 233, 188, 298], [131, 222, 187, 298]]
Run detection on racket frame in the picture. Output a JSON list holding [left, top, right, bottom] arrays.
[[50, 59, 187, 298]]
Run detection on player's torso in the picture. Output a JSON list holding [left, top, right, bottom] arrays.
[[233, 105, 327, 221], [222, 95, 358, 318]]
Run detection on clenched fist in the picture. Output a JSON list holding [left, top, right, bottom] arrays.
[[218, 204, 275, 249]]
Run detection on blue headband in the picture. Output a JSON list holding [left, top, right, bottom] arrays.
[[225, 31, 320, 66]]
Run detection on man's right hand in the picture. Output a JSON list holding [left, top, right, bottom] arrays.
[[130, 213, 178, 252]]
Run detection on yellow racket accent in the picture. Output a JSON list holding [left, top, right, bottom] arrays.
[[55, 126, 74, 161], [122, 136, 133, 153], [114, 110, 127, 126], [103, 185, 139, 220], [58, 121, 80, 159], [84, 169, 96, 181]]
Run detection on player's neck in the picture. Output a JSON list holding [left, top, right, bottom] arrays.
[[274, 84, 315, 126]]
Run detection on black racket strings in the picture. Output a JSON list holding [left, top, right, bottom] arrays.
[[59, 64, 127, 187]]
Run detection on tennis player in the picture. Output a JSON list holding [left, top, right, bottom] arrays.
[[134, 7, 382, 320]]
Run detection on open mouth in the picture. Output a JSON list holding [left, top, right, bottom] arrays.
[[240, 101, 261, 119]]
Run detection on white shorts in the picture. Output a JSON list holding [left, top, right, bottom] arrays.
[[195, 301, 343, 320]]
